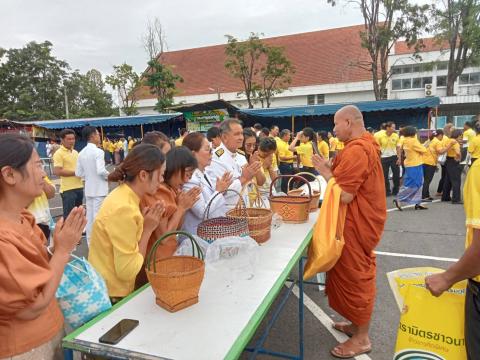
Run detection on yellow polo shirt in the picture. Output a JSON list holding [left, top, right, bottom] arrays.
[[447, 139, 461, 158], [374, 129, 386, 142], [52, 145, 83, 193], [463, 128, 476, 147], [295, 142, 314, 167], [108, 142, 116, 153], [402, 137, 427, 167], [88, 183, 145, 297], [317, 141, 330, 159], [277, 139, 294, 164], [329, 137, 338, 151], [128, 140, 135, 150], [175, 137, 183, 146], [468, 135, 480, 159], [376, 132, 399, 157], [336, 139, 345, 150], [463, 159, 480, 281], [423, 137, 443, 166]]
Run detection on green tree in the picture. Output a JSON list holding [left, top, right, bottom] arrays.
[[257, 46, 294, 108], [432, 0, 480, 96], [142, 18, 183, 112], [328, 0, 430, 100], [106, 63, 140, 115], [224, 33, 265, 109], [0, 41, 69, 120]]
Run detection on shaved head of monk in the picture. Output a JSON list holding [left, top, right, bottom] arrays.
[[333, 105, 366, 142]]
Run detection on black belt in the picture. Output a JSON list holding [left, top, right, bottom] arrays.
[[468, 279, 480, 296], [279, 162, 294, 165]]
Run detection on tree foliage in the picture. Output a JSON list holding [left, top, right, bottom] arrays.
[[328, 0, 430, 100], [106, 63, 140, 115], [0, 41, 115, 120], [224, 33, 294, 108], [142, 18, 183, 113], [432, 0, 480, 96]]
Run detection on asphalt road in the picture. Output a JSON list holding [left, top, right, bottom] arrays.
[[49, 171, 467, 360]]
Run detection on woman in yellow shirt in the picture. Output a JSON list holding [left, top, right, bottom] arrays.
[[421, 129, 450, 201], [317, 131, 330, 160], [394, 126, 428, 210], [289, 127, 317, 176], [88, 144, 166, 300], [425, 153, 480, 359], [442, 129, 463, 204], [468, 121, 480, 164]]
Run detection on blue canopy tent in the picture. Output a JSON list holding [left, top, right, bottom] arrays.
[[237, 97, 441, 132]]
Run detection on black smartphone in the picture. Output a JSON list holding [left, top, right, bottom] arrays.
[[99, 319, 139, 345]]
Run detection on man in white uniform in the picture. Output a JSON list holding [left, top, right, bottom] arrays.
[[76, 126, 109, 246], [206, 119, 262, 208]]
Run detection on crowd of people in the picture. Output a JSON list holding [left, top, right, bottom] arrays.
[[0, 108, 479, 359]]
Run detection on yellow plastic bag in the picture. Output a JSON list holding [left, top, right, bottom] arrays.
[[388, 267, 467, 360], [303, 178, 346, 279]]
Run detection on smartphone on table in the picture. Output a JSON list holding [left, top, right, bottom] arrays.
[[99, 319, 139, 345]]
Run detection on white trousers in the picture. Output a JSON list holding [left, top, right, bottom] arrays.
[[85, 196, 106, 246]]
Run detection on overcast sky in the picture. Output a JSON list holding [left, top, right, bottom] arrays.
[[1, 0, 365, 75]]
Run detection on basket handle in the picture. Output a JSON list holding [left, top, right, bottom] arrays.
[[270, 175, 312, 199], [249, 182, 267, 209], [146, 231, 204, 273], [287, 172, 321, 193], [203, 188, 244, 220]]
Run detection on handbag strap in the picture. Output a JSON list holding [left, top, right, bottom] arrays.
[[203, 188, 244, 220]]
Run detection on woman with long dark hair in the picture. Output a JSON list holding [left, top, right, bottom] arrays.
[[0, 134, 86, 359], [88, 144, 166, 300]]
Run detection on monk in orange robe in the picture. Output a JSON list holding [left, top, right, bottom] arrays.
[[313, 105, 386, 358]]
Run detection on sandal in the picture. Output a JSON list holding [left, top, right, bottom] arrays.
[[331, 343, 372, 359], [332, 322, 354, 337]]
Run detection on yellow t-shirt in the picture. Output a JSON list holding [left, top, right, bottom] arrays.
[[175, 137, 183, 146], [115, 141, 123, 151], [463, 128, 476, 147], [374, 129, 386, 143], [468, 134, 480, 159], [397, 135, 405, 148], [108, 142, 115, 153], [295, 142, 314, 168], [317, 141, 330, 160], [402, 137, 427, 167], [336, 139, 345, 150], [422, 137, 444, 166], [463, 159, 480, 281], [27, 176, 53, 225], [128, 140, 135, 150], [102, 139, 109, 150], [447, 139, 461, 158], [52, 145, 83, 193], [376, 132, 399, 157], [277, 139, 294, 164], [329, 137, 338, 151], [88, 183, 144, 297]]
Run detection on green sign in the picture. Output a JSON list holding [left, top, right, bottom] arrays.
[[184, 109, 228, 132]]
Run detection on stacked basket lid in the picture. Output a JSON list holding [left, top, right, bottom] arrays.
[[146, 231, 205, 312], [287, 172, 321, 212], [269, 175, 312, 223], [197, 189, 249, 243], [226, 184, 273, 243]]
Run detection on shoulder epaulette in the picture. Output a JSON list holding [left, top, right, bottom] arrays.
[[236, 149, 245, 155], [215, 148, 225, 157]]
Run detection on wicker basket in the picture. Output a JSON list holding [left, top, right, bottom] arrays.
[[197, 189, 249, 243], [227, 186, 273, 243], [269, 175, 312, 223], [146, 231, 205, 312], [287, 172, 321, 212]]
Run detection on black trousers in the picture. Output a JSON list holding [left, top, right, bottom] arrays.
[[381, 155, 400, 195], [422, 164, 437, 199], [278, 162, 294, 193], [61, 188, 84, 219], [437, 164, 447, 193], [442, 158, 462, 202], [37, 223, 51, 241], [466, 280, 480, 360]]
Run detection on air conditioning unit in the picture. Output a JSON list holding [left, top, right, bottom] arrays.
[[424, 84, 435, 97]]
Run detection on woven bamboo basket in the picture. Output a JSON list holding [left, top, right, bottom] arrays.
[[197, 189, 249, 243], [269, 175, 312, 223], [146, 231, 205, 312], [287, 172, 321, 212], [227, 185, 273, 243]]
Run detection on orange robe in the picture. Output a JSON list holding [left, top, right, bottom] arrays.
[[135, 184, 180, 288], [326, 132, 387, 326], [0, 211, 64, 357]]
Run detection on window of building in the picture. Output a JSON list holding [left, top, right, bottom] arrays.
[[437, 75, 447, 87], [469, 72, 480, 84], [307, 95, 315, 105], [422, 77, 433, 87], [412, 77, 422, 88], [402, 66, 413, 74], [455, 115, 475, 128], [437, 61, 449, 71], [459, 74, 470, 85], [392, 67, 402, 75], [316, 94, 325, 104], [435, 116, 447, 129], [402, 78, 412, 89], [392, 79, 402, 90]]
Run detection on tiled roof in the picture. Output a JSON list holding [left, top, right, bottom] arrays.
[[134, 24, 373, 100], [395, 37, 451, 55]]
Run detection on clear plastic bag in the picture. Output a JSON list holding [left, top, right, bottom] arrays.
[[174, 235, 210, 258]]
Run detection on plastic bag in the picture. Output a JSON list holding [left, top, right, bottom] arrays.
[[174, 235, 210, 258], [387, 267, 467, 360], [205, 236, 259, 280]]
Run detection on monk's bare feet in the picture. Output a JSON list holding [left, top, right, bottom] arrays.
[[332, 322, 357, 337], [331, 336, 372, 359]]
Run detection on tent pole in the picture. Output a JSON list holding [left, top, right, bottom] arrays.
[[291, 115, 295, 134], [100, 126, 104, 141], [141, 124, 144, 138]]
